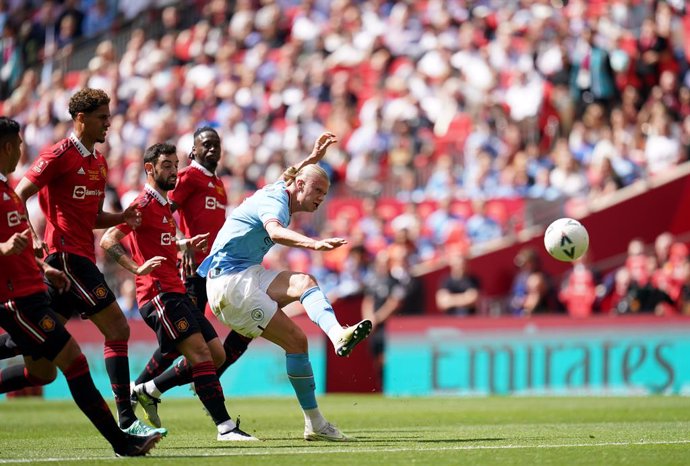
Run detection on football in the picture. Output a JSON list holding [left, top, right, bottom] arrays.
[[544, 218, 589, 262]]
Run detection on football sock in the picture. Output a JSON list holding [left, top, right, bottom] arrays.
[[143, 380, 162, 398], [153, 358, 191, 394], [0, 333, 20, 359], [286, 353, 318, 410], [0, 364, 50, 393], [191, 361, 230, 425], [300, 287, 341, 344], [104, 340, 136, 429], [135, 348, 179, 385], [217, 331, 252, 376], [63, 353, 126, 449]]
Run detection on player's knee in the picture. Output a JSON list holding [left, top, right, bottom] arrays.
[[296, 273, 319, 295], [27, 365, 58, 385]]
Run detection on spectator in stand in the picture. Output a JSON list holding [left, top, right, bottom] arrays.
[[508, 247, 559, 316], [558, 256, 598, 318], [435, 253, 480, 316], [362, 246, 424, 384], [466, 198, 502, 248]]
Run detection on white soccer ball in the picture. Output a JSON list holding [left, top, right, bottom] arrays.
[[544, 218, 589, 262]]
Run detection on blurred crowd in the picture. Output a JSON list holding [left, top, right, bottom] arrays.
[[2, 0, 690, 318]]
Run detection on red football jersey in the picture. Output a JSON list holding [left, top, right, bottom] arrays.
[[169, 161, 227, 264], [0, 177, 47, 301], [117, 185, 186, 306], [25, 135, 108, 263]]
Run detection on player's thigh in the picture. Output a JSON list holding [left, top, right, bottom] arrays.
[[266, 270, 315, 307], [261, 309, 308, 354]]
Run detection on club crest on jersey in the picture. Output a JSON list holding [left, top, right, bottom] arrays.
[[205, 196, 217, 209], [39, 315, 56, 332], [175, 318, 190, 332], [32, 160, 47, 173], [161, 232, 172, 245], [250, 309, 264, 321], [7, 210, 21, 227], [93, 285, 108, 299]]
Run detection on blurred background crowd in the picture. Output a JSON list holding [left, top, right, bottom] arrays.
[[2, 0, 690, 320]]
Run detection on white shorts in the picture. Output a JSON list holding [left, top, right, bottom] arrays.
[[206, 265, 280, 338]]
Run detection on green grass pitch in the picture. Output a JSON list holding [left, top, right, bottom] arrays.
[[1, 395, 689, 465]]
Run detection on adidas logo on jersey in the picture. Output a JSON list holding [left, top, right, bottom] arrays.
[[162, 217, 168, 223], [208, 182, 214, 188], [77, 167, 85, 175], [2, 193, 9, 201]]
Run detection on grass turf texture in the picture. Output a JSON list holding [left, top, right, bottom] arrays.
[[1, 396, 689, 465]]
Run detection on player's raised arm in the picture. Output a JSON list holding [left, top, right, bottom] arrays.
[[100, 226, 165, 275], [283, 132, 338, 186]]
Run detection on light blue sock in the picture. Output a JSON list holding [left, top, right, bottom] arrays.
[[286, 353, 317, 410], [300, 286, 339, 334]]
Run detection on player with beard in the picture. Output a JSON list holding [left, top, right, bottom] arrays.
[[130, 127, 253, 428], [0, 88, 165, 438], [0, 117, 161, 457], [100, 142, 256, 441]]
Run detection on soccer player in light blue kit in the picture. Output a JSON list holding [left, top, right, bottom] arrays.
[[199, 131, 371, 441]]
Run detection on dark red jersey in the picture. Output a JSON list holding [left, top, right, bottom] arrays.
[[117, 185, 185, 306], [169, 161, 227, 264], [25, 134, 108, 263], [0, 176, 46, 301]]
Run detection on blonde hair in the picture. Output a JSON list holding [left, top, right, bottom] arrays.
[[284, 164, 329, 187]]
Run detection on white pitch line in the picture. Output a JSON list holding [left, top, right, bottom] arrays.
[[1, 439, 690, 463]]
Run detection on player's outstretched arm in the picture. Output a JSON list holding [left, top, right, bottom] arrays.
[[100, 226, 166, 275], [282, 132, 338, 185], [265, 221, 347, 251]]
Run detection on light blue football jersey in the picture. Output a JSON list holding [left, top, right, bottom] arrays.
[[197, 180, 291, 277]]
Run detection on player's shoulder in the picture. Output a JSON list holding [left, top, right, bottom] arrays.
[[43, 138, 73, 159], [134, 191, 156, 209]]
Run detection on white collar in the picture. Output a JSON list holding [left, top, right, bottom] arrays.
[[144, 183, 168, 205], [190, 160, 214, 177], [69, 133, 95, 158], [0, 172, 7, 183]]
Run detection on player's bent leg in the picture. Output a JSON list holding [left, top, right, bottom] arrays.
[[261, 310, 353, 441], [90, 303, 164, 435], [176, 332, 257, 440]]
